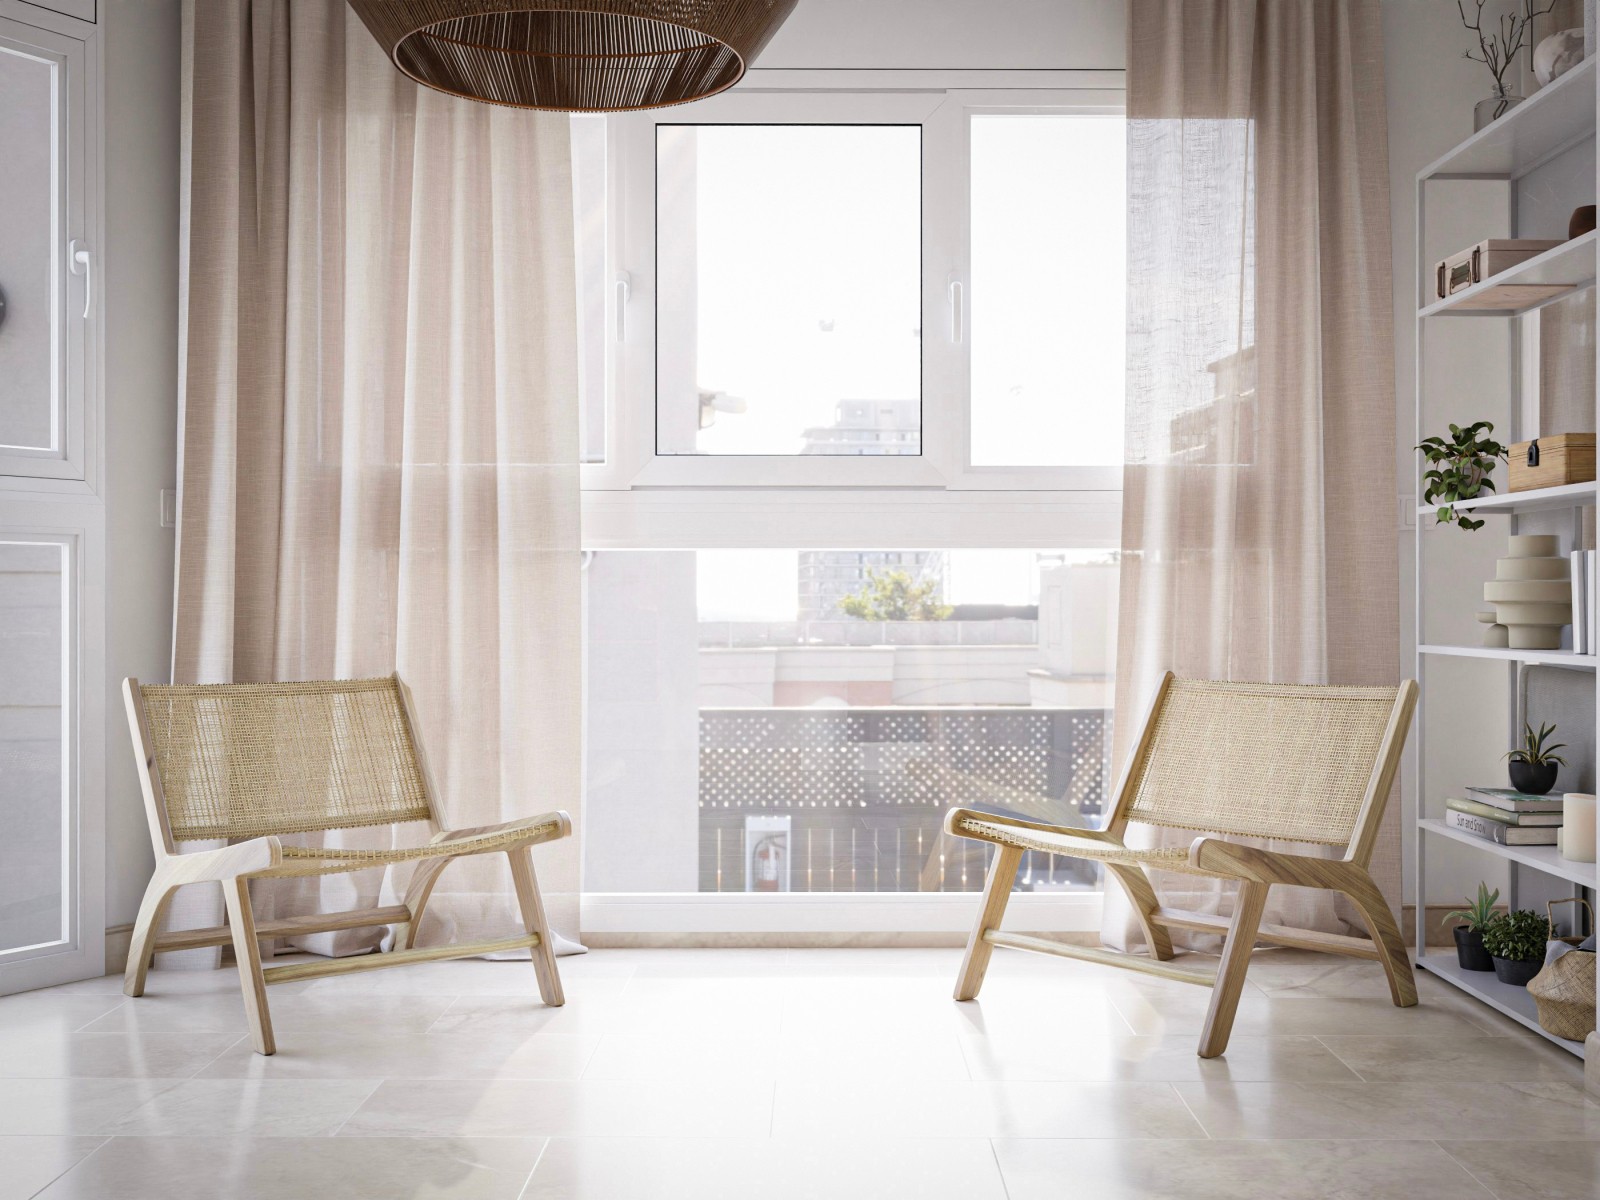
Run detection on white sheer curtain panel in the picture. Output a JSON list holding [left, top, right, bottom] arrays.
[[1107, 0, 1399, 949], [166, 0, 581, 962]]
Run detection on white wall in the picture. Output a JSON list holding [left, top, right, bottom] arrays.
[[101, 0, 180, 936], [757, 0, 1124, 71]]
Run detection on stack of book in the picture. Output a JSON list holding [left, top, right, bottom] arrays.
[[1572, 549, 1596, 655], [1445, 788, 1563, 845]]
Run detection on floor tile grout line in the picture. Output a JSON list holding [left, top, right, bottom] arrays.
[[24, 1135, 112, 1200], [1430, 1137, 1508, 1199], [1168, 1081, 1212, 1139], [514, 1136, 553, 1200], [987, 1138, 1014, 1200], [69, 997, 129, 1034], [184, 1032, 251, 1079], [327, 1077, 388, 1138], [1310, 1033, 1368, 1082]]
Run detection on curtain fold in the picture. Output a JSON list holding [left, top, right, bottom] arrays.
[[1108, 0, 1398, 948], [169, 0, 581, 960]]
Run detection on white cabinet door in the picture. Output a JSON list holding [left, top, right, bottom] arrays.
[[0, 17, 91, 483], [0, 8, 102, 994]]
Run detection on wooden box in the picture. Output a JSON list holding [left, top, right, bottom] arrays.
[[1435, 238, 1563, 298], [1509, 434, 1597, 492]]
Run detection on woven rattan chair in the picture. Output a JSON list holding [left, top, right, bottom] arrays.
[[948, 673, 1420, 1058], [121, 674, 570, 1055]]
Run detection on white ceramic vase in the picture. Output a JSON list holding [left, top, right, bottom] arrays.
[[1483, 534, 1571, 650]]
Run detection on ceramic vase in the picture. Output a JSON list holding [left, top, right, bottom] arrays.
[[1484, 534, 1571, 650]]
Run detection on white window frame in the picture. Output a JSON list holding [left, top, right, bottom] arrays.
[[577, 72, 1126, 936], [582, 81, 1126, 497]]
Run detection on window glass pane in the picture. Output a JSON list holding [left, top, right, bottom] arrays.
[[585, 549, 1116, 895], [970, 114, 1125, 466], [0, 541, 66, 953], [0, 43, 60, 454], [655, 125, 922, 456]]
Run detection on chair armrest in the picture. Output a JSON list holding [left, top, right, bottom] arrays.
[[1188, 838, 1361, 889], [943, 807, 1120, 843], [163, 836, 283, 883], [430, 810, 572, 845]]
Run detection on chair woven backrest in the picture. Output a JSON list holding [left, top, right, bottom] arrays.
[[1121, 678, 1401, 846], [137, 676, 435, 842]]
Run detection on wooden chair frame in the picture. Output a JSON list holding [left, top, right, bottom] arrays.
[[122, 675, 569, 1055], [948, 672, 1420, 1058]]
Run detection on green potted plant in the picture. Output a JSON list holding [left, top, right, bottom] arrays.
[[1444, 883, 1499, 972], [1416, 421, 1507, 530], [1482, 909, 1547, 986], [1504, 721, 1567, 795]]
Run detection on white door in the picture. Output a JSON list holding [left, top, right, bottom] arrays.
[[0, 8, 104, 994]]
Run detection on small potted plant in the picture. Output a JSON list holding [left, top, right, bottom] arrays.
[[1444, 882, 1499, 971], [1505, 721, 1566, 795], [1416, 421, 1508, 530], [1482, 909, 1547, 986]]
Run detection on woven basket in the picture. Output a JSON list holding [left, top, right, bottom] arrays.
[[1527, 899, 1597, 1041]]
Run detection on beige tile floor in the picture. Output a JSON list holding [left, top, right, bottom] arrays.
[[0, 947, 1594, 1199]]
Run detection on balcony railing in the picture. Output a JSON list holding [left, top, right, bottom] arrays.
[[699, 706, 1110, 893]]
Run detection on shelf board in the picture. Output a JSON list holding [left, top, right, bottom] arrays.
[[1417, 952, 1587, 1059], [1419, 57, 1597, 181], [1418, 643, 1596, 668], [1416, 479, 1597, 517], [1419, 231, 1596, 318], [1419, 817, 1598, 889]]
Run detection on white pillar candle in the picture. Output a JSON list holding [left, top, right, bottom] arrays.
[[1562, 793, 1597, 864]]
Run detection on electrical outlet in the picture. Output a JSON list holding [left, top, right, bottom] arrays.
[[159, 488, 177, 529]]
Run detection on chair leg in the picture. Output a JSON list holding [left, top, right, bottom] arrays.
[[221, 877, 276, 1056], [508, 847, 565, 1007], [395, 858, 453, 951], [954, 846, 1023, 1001], [1341, 868, 1418, 1008], [1198, 880, 1268, 1059], [123, 874, 177, 998], [1106, 864, 1175, 961]]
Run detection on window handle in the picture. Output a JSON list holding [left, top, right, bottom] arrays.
[[69, 240, 92, 320], [947, 275, 963, 344], [615, 271, 631, 343]]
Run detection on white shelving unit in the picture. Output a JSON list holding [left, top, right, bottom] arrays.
[[1413, 58, 1598, 1062]]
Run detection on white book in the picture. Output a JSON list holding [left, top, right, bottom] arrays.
[[1580, 553, 1593, 659], [1568, 550, 1580, 652]]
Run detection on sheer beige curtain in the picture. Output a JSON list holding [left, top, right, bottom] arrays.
[[168, 0, 581, 960], [1106, 0, 1399, 949]]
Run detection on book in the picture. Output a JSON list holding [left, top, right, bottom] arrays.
[[1463, 787, 1566, 813], [1445, 807, 1559, 845], [1447, 797, 1563, 826], [1573, 550, 1587, 655], [1580, 553, 1593, 662]]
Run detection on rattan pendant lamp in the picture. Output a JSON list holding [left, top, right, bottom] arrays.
[[347, 0, 798, 111]]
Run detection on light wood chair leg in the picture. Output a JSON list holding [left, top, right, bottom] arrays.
[[395, 858, 453, 951], [954, 845, 1023, 1001], [123, 877, 177, 998], [221, 877, 276, 1056], [508, 847, 565, 1007], [1106, 863, 1175, 961], [1341, 869, 1418, 1008], [1197, 879, 1268, 1059]]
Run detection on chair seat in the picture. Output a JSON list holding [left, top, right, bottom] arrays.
[[257, 813, 567, 878], [953, 815, 1229, 878]]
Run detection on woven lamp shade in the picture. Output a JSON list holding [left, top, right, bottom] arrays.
[[347, 0, 798, 111]]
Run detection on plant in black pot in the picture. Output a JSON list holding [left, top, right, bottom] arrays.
[[1444, 883, 1500, 972], [1482, 909, 1547, 986], [1504, 721, 1566, 795]]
